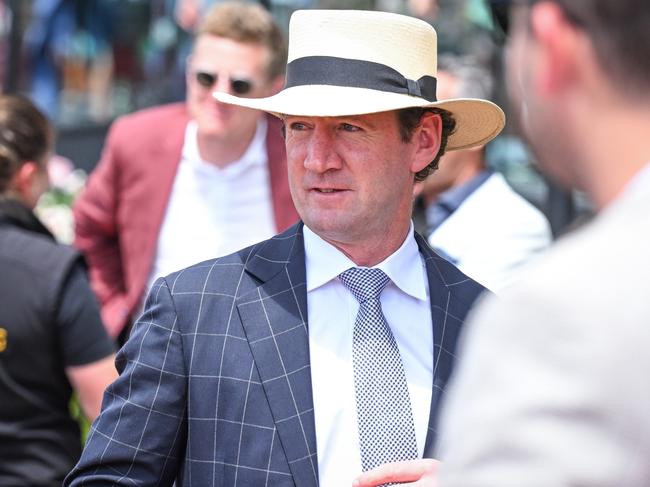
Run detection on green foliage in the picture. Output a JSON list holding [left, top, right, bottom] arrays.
[[69, 394, 91, 443]]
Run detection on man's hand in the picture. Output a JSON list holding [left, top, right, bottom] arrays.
[[352, 459, 439, 486]]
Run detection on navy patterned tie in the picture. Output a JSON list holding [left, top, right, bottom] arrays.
[[339, 267, 418, 474]]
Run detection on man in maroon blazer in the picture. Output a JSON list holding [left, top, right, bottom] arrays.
[[73, 2, 298, 341]]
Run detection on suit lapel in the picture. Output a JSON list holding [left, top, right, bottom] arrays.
[[415, 232, 484, 458], [237, 223, 319, 487], [236, 226, 482, 478]]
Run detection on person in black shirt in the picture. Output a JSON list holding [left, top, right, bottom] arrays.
[[0, 94, 117, 487]]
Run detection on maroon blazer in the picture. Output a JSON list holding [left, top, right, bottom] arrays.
[[73, 103, 298, 338]]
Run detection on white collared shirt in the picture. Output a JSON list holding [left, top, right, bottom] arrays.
[[304, 224, 434, 487], [149, 118, 276, 289]]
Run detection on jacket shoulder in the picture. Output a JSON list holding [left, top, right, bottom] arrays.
[[0, 225, 78, 265], [431, 252, 486, 297], [0, 226, 81, 295], [160, 223, 302, 297], [460, 173, 550, 230], [418, 233, 488, 304], [109, 103, 189, 139]]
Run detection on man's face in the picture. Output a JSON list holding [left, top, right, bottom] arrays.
[[505, 3, 577, 188], [186, 35, 278, 142], [284, 111, 425, 249], [506, 5, 535, 138]]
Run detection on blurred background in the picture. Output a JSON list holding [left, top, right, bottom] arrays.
[[0, 0, 589, 240]]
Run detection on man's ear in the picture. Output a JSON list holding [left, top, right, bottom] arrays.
[[13, 161, 49, 208], [530, 1, 583, 95], [410, 111, 442, 174], [11, 161, 42, 204], [13, 162, 38, 194]]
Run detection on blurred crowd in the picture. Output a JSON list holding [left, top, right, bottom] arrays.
[[5, 0, 639, 485]]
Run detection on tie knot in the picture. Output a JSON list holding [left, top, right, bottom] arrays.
[[339, 267, 390, 303]]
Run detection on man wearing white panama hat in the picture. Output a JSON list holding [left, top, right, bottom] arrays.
[[66, 8, 504, 487]]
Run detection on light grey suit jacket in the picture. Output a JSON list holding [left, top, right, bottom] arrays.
[[436, 166, 650, 486]]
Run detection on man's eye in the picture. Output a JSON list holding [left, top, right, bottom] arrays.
[[340, 123, 360, 132], [289, 122, 309, 131]]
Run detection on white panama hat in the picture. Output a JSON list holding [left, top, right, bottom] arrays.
[[214, 9, 505, 151]]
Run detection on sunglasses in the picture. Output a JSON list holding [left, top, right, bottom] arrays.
[[194, 71, 253, 95]]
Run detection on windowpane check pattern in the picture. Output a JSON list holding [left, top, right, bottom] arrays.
[[339, 267, 418, 474], [64, 223, 487, 487]]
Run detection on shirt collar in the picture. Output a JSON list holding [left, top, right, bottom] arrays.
[[303, 222, 427, 301]]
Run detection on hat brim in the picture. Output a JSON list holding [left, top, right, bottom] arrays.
[[214, 85, 505, 151]]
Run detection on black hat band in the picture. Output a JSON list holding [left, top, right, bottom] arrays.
[[284, 56, 438, 102]]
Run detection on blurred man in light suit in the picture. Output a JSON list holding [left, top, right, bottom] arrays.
[[417, 55, 551, 292]]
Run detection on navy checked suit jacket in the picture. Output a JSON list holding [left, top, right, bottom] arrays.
[[65, 222, 486, 487]]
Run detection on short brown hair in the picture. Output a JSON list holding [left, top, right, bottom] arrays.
[[0, 95, 52, 193], [196, 2, 288, 80], [396, 107, 457, 182], [530, 0, 650, 95]]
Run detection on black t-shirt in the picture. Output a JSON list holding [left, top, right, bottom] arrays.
[[0, 211, 115, 487]]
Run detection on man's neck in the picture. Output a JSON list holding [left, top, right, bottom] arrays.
[[576, 104, 650, 210], [197, 122, 259, 168], [323, 221, 413, 268]]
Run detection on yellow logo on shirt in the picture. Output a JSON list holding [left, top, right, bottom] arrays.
[[0, 328, 6, 352]]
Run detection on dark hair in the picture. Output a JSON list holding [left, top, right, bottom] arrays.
[[196, 1, 288, 80], [0, 95, 52, 193], [557, 0, 650, 94], [396, 107, 457, 182], [497, 0, 650, 95]]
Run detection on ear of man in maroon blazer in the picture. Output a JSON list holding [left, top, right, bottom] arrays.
[[73, 102, 298, 338]]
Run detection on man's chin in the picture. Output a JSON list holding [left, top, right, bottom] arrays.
[[303, 217, 363, 246], [196, 121, 229, 139]]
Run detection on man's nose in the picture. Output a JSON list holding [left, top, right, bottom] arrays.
[[303, 127, 342, 173], [214, 75, 231, 94]]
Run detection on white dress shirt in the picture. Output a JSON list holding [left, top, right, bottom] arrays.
[[304, 224, 433, 487], [149, 118, 276, 289]]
